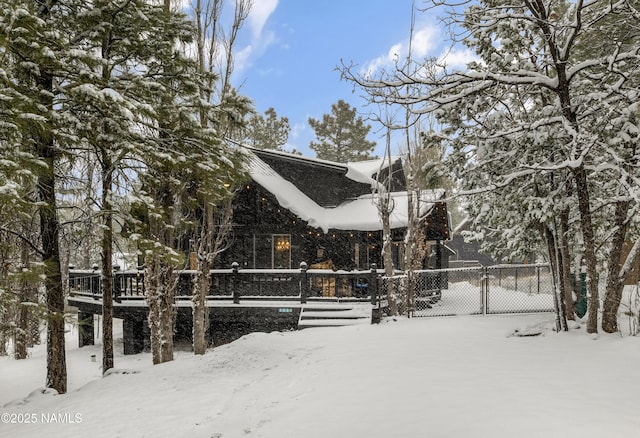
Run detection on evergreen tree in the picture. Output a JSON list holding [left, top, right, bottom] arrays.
[[0, 0, 77, 392], [1, 0, 248, 374], [244, 107, 290, 151], [341, 0, 640, 334], [67, 0, 208, 372], [309, 100, 376, 162]]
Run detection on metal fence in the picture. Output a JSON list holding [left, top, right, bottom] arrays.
[[381, 264, 555, 317]]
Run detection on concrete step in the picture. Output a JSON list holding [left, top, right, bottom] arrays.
[[301, 312, 366, 319], [298, 304, 372, 329], [298, 318, 369, 328]]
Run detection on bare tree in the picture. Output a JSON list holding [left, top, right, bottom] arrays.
[[375, 119, 399, 316], [190, 0, 251, 355]]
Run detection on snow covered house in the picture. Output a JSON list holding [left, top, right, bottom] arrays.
[[216, 147, 451, 271], [448, 217, 496, 267], [67, 149, 451, 353]]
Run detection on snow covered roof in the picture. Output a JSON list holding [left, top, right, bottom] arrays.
[[453, 216, 472, 235], [243, 145, 400, 175], [245, 149, 444, 234]]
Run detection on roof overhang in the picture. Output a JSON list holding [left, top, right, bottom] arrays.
[[245, 149, 444, 233]]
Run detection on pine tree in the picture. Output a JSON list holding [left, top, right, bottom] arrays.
[[0, 0, 75, 393], [46, 0, 214, 370], [309, 100, 376, 162], [341, 0, 640, 334], [244, 107, 291, 151]]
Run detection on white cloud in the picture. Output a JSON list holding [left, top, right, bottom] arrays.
[[234, 0, 279, 74], [235, 44, 254, 71], [360, 19, 481, 78], [248, 0, 278, 39], [410, 26, 438, 59], [256, 66, 284, 78], [360, 21, 440, 77], [289, 121, 309, 141], [175, 0, 282, 85], [361, 43, 402, 78], [438, 47, 479, 71]]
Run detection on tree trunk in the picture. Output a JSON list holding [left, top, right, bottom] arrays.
[[15, 278, 37, 359], [193, 199, 233, 354], [381, 211, 397, 316], [15, 299, 29, 359], [158, 263, 175, 363], [101, 150, 114, 373], [558, 210, 575, 320], [35, 68, 67, 393], [602, 200, 631, 333], [15, 238, 32, 359], [39, 146, 67, 392], [192, 264, 209, 355], [192, 203, 212, 355], [602, 142, 637, 333], [404, 189, 415, 318], [146, 255, 162, 365], [380, 127, 397, 314], [553, 224, 568, 331], [543, 223, 565, 332], [146, 251, 176, 365], [82, 155, 96, 268], [571, 166, 599, 334]]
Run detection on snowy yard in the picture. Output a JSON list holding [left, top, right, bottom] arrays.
[[416, 280, 556, 316], [1, 311, 639, 438]]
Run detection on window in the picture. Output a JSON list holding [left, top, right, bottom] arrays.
[[273, 234, 291, 269], [253, 235, 272, 269]]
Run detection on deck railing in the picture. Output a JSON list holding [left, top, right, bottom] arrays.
[[68, 263, 557, 317], [68, 262, 381, 304]]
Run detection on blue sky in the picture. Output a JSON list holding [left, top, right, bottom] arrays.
[[223, 0, 473, 158]]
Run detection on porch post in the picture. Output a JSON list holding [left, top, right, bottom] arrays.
[[231, 262, 240, 304], [123, 317, 145, 355], [300, 261, 308, 304], [369, 263, 378, 305], [78, 311, 94, 347], [435, 240, 442, 269]]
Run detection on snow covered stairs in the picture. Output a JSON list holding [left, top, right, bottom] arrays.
[[297, 303, 373, 329]]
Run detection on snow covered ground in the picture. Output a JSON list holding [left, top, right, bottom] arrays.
[[1, 311, 639, 438], [416, 280, 556, 316]]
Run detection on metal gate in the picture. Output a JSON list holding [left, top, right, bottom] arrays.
[[381, 264, 555, 317]]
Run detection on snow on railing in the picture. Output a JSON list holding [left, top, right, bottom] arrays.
[[67, 262, 381, 305]]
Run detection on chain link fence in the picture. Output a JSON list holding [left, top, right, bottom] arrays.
[[381, 264, 555, 317]]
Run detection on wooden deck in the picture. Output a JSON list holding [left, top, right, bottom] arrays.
[[67, 289, 378, 355]]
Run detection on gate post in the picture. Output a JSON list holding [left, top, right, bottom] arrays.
[[482, 267, 488, 315]]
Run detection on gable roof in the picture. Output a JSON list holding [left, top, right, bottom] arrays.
[[248, 147, 406, 207], [244, 147, 444, 234]]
